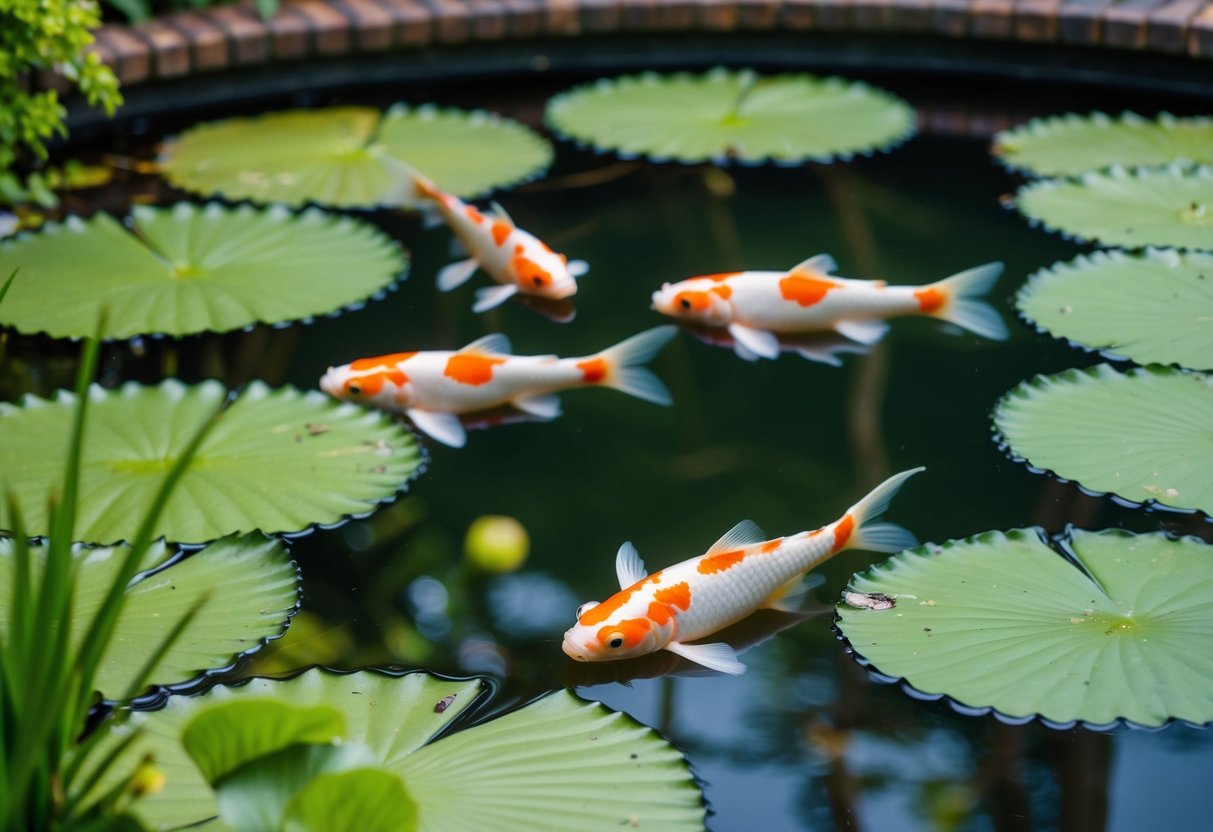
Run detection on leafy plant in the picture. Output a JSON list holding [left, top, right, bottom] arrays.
[[837, 527, 1213, 728], [0, 0, 121, 203], [0, 203, 407, 340], [84, 669, 707, 831], [0, 380, 424, 545]]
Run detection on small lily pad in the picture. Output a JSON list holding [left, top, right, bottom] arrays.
[[545, 68, 915, 164], [0, 203, 406, 340], [993, 364, 1213, 515], [1016, 248, 1213, 370], [161, 105, 552, 208], [0, 380, 423, 545], [0, 535, 298, 698], [88, 670, 705, 831], [837, 528, 1213, 727], [1014, 164, 1213, 251], [994, 112, 1213, 177]]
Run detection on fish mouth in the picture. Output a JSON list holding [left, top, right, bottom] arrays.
[[319, 374, 335, 396], [561, 634, 591, 662]]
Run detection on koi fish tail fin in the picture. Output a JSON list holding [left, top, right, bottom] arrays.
[[842, 466, 925, 555], [926, 262, 1008, 341], [589, 325, 678, 406], [385, 157, 447, 207]]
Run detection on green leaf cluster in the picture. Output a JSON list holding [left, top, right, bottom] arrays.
[[0, 0, 121, 194]]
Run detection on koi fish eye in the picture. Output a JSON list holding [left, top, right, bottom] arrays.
[[605, 632, 625, 650], [575, 601, 599, 620], [345, 381, 363, 397], [532, 275, 547, 287], [679, 298, 691, 310]]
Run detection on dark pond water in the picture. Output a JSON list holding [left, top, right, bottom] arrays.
[[12, 69, 1213, 830]]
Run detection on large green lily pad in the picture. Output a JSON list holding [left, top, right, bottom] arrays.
[[994, 112, 1213, 177], [160, 105, 552, 208], [545, 68, 915, 164], [0, 380, 423, 545], [0, 535, 297, 698], [1016, 248, 1213, 371], [1014, 164, 1213, 251], [0, 203, 406, 340], [88, 669, 705, 831], [837, 528, 1213, 727], [993, 364, 1213, 515]]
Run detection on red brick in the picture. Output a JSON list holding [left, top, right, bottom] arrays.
[[971, 0, 1014, 36], [372, 0, 434, 45], [814, 0, 851, 29], [1189, 2, 1213, 55], [619, 0, 662, 29], [163, 12, 229, 72], [1146, 0, 1203, 51], [338, 0, 396, 49], [698, 0, 740, 28], [205, 5, 272, 65], [94, 25, 151, 84], [546, 0, 582, 31], [133, 19, 190, 78], [932, 0, 971, 35], [852, 0, 893, 29], [1058, 0, 1115, 44], [1014, 0, 1061, 40], [463, 0, 508, 38], [889, 0, 933, 30], [498, 0, 544, 36], [420, 0, 472, 41], [655, 0, 697, 27], [290, 0, 355, 52], [579, 0, 622, 29], [738, 0, 780, 27], [780, 0, 816, 27], [265, 5, 311, 59]]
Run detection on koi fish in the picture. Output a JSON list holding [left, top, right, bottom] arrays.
[[685, 323, 873, 365], [562, 467, 924, 675], [319, 326, 677, 448], [411, 173, 588, 313], [650, 255, 1007, 359]]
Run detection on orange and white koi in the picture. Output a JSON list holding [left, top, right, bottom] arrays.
[[562, 467, 924, 675], [412, 173, 587, 313], [651, 255, 1007, 360], [319, 326, 676, 448]]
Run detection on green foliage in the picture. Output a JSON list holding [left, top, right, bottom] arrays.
[[0, 0, 121, 200]]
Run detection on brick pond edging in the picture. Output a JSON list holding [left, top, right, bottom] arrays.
[[84, 0, 1212, 87]]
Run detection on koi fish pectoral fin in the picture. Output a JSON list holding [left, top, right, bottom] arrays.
[[761, 573, 826, 612], [615, 541, 648, 588], [436, 258, 479, 292], [567, 259, 590, 278], [406, 409, 467, 448], [664, 641, 746, 676], [513, 393, 562, 420], [833, 319, 890, 346], [472, 284, 518, 313], [727, 324, 780, 360]]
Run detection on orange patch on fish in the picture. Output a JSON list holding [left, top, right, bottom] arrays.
[[654, 582, 692, 611], [711, 285, 733, 300], [698, 272, 740, 282], [465, 205, 485, 225], [513, 256, 552, 288], [674, 291, 711, 312], [780, 275, 840, 307], [914, 287, 945, 312], [491, 221, 512, 246], [577, 357, 609, 384], [759, 538, 782, 553], [444, 353, 505, 386], [832, 514, 855, 552], [415, 178, 445, 202], [598, 618, 651, 649], [350, 352, 416, 371], [698, 550, 746, 574], [647, 601, 674, 627]]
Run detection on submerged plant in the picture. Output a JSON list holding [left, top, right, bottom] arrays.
[[160, 105, 552, 209], [545, 68, 915, 165], [837, 528, 1213, 728]]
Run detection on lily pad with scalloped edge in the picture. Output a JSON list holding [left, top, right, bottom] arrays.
[[837, 527, 1213, 728], [86, 669, 705, 831], [0, 380, 423, 545], [1014, 164, 1213, 251], [0, 203, 406, 340], [545, 68, 915, 165], [160, 105, 552, 209], [993, 364, 1213, 516], [0, 535, 298, 699], [1016, 248, 1213, 371], [994, 112, 1213, 177]]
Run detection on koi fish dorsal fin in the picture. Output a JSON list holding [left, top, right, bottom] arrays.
[[706, 520, 767, 556], [489, 201, 515, 227], [460, 333, 513, 355], [615, 541, 648, 588], [788, 254, 838, 277]]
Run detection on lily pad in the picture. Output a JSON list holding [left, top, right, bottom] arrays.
[[89, 669, 705, 831], [0, 203, 406, 340], [545, 68, 915, 164], [837, 528, 1213, 727], [1014, 164, 1213, 251], [994, 112, 1213, 177], [1016, 248, 1213, 371], [160, 105, 552, 209], [0, 380, 423, 545], [0, 535, 297, 698], [993, 364, 1213, 515]]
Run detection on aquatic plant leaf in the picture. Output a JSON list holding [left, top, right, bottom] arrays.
[[0, 203, 406, 340], [0, 380, 422, 544], [160, 105, 551, 208], [283, 769, 417, 832], [90, 670, 704, 831], [1016, 249, 1213, 371], [545, 68, 915, 164], [1014, 164, 1213, 251], [0, 535, 298, 697], [86, 671, 481, 829], [183, 701, 345, 784], [837, 528, 1213, 727], [994, 112, 1213, 177], [993, 364, 1213, 515]]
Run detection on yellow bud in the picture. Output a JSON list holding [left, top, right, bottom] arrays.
[[464, 515, 529, 573]]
